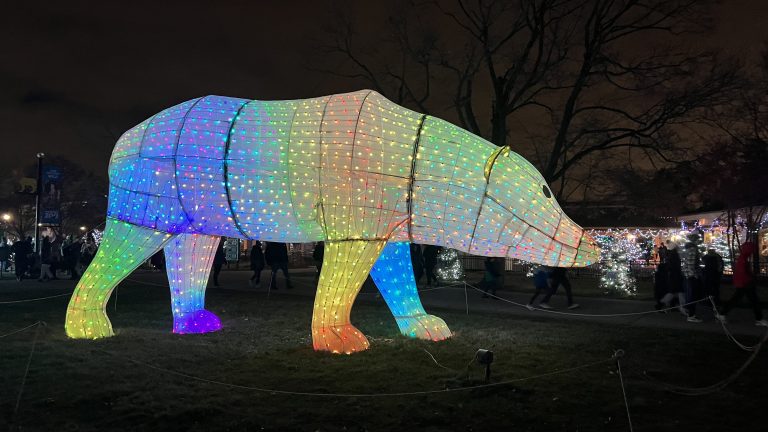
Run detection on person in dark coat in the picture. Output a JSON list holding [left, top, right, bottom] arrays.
[[480, 257, 505, 298], [265, 242, 292, 290], [527, 266, 551, 309], [410, 243, 424, 285], [0, 238, 10, 275], [38, 236, 54, 281], [539, 267, 579, 309], [423, 245, 440, 287], [11, 237, 33, 281], [312, 242, 324, 280], [702, 248, 724, 307], [249, 241, 265, 286], [660, 242, 686, 315], [212, 239, 226, 287], [653, 243, 670, 310], [716, 242, 767, 326], [62, 237, 82, 280]]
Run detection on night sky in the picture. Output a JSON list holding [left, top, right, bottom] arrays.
[[2, 0, 767, 176]]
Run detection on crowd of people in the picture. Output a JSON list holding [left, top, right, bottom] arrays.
[[0, 234, 96, 282], [2, 233, 766, 327]]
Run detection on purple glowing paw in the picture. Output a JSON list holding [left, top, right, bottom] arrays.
[[173, 309, 222, 334]]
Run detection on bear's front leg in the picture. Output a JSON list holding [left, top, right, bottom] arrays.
[[370, 242, 452, 341], [311, 240, 386, 354]]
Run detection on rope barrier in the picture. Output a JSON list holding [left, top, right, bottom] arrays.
[[638, 327, 768, 396], [708, 296, 757, 352], [95, 347, 615, 398], [0, 321, 43, 338], [464, 282, 709, 318], [613, 350, 634, 432], [13, 321, 43, 420], [0, 292, 72, 305]]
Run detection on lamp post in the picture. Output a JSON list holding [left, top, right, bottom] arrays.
[[34, 153, 45, 255]]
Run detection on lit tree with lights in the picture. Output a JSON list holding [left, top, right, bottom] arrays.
[[435, 248, 464, 282], [596, 235, 641, 296]]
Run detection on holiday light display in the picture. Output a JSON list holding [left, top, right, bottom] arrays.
[[65, 90, 600, 353], [435, 248, 464, 282], [596, 235, 642, 295]]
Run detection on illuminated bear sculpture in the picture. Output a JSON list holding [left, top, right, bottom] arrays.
[[65, 90, 599, 354]]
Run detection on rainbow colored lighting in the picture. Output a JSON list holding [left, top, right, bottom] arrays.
[[65, 90, 599, 352]]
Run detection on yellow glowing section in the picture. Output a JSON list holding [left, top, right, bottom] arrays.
[[66, 219, 172, 339], [311, 240, 386, 354]]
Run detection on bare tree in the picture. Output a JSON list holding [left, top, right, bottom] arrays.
[[314, 0, 740, 199]]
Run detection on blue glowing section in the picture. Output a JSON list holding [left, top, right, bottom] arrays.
[[369, 242, 452, 340], [176, 96, 249, 237]]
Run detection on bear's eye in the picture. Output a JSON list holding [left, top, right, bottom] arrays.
[[542, 185, 552, 199]]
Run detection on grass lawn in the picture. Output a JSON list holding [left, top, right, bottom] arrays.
[[1, 281, 766, 432]]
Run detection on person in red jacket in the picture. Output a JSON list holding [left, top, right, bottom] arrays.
[[716, 241, 767, 326]]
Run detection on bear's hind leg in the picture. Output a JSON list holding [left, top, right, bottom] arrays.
[[164, 234, 222, 334], [65, 219, 173, 339]]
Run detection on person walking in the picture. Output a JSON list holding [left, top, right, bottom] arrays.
[[538, 267, 579, 310], [265, 242, 292, 290], [249, 241, 265, 286], [480, 256, 505, 298], [702, 248, 724, 307], [423, 245, 439, 287], [680, 239, 702, 323], [62, 236, 82, 280], [38, 235, 55, 281], [11, 237, 33, 281], [716, 241, 767, 327], [212, 239, 226, 287], [654, 243, 670, 310], [526, 266, 551, 309], [660, 242, 686, 315]]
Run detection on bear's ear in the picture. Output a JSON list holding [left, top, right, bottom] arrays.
[[484, 145, 511, 183]]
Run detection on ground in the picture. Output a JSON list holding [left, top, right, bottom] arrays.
[[1, 268, 766, 432]]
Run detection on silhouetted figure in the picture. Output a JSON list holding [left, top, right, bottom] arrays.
[[265, 242, 292, 290], [212, 240, 226, 287], [480, 256, 505, 298], [312, 242, 324, 280], [423, 245, 439, 286], [38, 236, 54, 281], [11, 237, 33, 281], [62, 237, 82, 280], [527, 266, 551, 308], [716, 242, 767, 327], [0, 237, 10, 275], [680, 239, 702, 322], [660, 242, 686, 315], [410, 244, 424, 285], [249, 241, 265, 286], [702, 248, 724, 307], [80, 237, 97, 269], [539, 267, 579, 309]]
